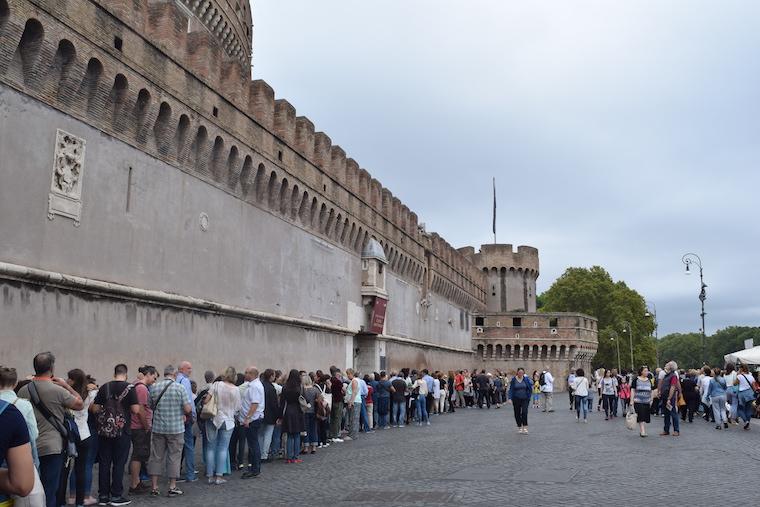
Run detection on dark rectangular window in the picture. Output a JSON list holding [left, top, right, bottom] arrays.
[[513, 317, 522, 327], [549, 318, 558, 328], [212, 106, 219, 117], [114, 36, 123, 51], [475, 316, 485, 327]]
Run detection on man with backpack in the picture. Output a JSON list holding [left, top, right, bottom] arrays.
[[92, 364, 139, 506], [18, 352, 84, 507], [540, 370, 554, 412]]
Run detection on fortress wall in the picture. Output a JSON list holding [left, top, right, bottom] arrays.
[[0, 278, 352, 387], [384, 274, 472, 352], [0, 0, 486, 310], [0, 85, 363, 326]]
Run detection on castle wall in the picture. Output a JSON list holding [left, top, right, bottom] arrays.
[[0, 0, 484, 377], [0, 86, 363, 326], [0, 279, 353, 385]]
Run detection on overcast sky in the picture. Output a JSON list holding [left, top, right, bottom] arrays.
[[250, 1, 760, 337]]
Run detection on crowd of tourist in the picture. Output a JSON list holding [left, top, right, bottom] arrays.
[[1, 351, 759, 507]]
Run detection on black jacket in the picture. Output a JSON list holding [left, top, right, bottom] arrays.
[[262, 380, 279, 425]]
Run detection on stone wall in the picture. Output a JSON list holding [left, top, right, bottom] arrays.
[[0, 0, 489, 377]]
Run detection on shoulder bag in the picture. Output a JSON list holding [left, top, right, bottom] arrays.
[[200, 382, 219, 420], [27, 381, 78, 457], [299, 387, 311, 412], [150, 380, 174, 411]]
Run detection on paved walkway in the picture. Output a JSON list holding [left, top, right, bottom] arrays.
[[130, 403, 758, 506]]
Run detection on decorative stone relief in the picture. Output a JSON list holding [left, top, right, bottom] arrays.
[[199, 212, 209, 231], [48, 129, 86, 226]]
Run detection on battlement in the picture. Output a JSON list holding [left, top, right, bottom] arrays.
[[0, 0, 487, 311], [467, 244, 540, 276]]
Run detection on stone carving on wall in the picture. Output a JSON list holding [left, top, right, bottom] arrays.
[[48, 129, 86, 226]]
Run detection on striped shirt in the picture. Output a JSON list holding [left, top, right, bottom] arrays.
[[150, 379, 187, 435]]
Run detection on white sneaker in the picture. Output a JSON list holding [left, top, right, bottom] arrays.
[[426, 421, 431, 426], [333, 438, 344, 443]]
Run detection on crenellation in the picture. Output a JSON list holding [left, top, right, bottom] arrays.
[[330, 145, 346, 188], [295, 116, 315, 158], [185, 30, 220, 84], [273, 98, 296, 145], [313, 131, 332, 173], [344, 158, 359, 194], [248, 79, 274, 130]]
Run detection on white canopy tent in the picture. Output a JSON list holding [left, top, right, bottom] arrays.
[[724, 345, 760, 365]]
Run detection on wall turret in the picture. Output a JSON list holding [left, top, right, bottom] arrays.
[[469, 244, 539, 313]]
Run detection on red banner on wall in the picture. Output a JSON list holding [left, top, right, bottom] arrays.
[[369, 297, 388, 334]]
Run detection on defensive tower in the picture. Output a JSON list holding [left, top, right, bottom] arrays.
[[459, 244, 539, 313]]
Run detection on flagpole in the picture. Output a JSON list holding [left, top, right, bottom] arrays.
[[492, 177, 496, 244]]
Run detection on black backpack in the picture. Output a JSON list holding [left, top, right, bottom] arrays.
[[539, 372, 546, 386], [96, 382, 131, 438]]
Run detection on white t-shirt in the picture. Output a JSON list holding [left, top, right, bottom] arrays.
[[699, 375, 712, 402], [601, 377, 618, 395], [572, 377, 589, 397], [738, 373, 755, 392], [541, 371, 554, 393]]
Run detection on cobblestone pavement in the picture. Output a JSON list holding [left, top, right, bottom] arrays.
[[128, 403, 759, 506]]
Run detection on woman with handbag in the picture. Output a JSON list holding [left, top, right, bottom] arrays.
[[706, 367, 729, 429], [278, 370, 306, 463], [630, 366, 653, 437], [202, 367, 240, 485], [736, 364, 756, 430]]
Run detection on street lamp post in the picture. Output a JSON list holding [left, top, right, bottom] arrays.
[[610, 332, 621, 373], [681, 253, 707, 365], [645, 301, 658, 368], [621, 320, 635, 372]]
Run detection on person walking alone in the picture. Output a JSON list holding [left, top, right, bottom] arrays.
[[631, 366, 653, 437], [659, 361, 682, 437], [540, 370, 554, 412], [571, 369, 589, 423], [600, 370, 618, 421], [508, 368, 533, 434]]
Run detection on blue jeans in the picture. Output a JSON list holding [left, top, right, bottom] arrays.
[[258, 423, 275, 460], [663, 405, 680, 433], [182, 422, 196, 481], [204, 424, 233, 477], [244, 419, 261, 474], [304, 413, 318, 445], [286, 433, 301, 460], [270, 424, 282, 456], [416, 395, 428, 423], [392, 400, 406, 425], [738, 399, 754, 423], [39, 453, 64, 507], [376, 397, 390, 428], [575, 395, 588, 419]]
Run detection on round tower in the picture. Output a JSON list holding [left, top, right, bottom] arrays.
[[179, 0, 253, 65], [470, 245, 539, 313]]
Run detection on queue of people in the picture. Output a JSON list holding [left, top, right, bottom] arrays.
[[3, 351, 759, 507]]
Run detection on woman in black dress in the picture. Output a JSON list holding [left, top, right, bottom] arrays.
[[278, 369, 305, 463]]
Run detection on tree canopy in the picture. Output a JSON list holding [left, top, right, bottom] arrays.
[[540, 266, 656, 371], [658, 327, 760, 369]]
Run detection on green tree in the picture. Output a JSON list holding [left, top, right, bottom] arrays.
[[657, 332, 702, 369], [540, 266, 656, 370], [707, 327, 760, 366]]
